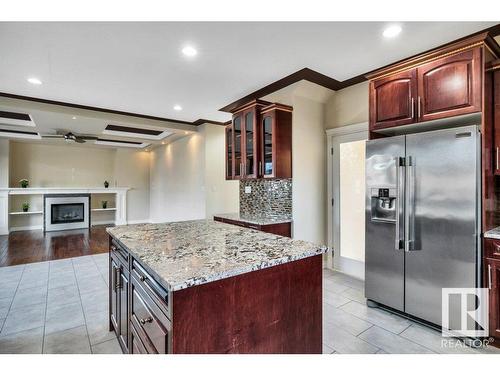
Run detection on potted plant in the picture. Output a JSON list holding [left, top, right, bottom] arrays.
[[19, 179, 29, 188], [101, 201, 108, 209], [22, 202, 29, 212], [104, 180, 109, 188]]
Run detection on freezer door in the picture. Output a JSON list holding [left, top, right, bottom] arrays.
[[365, 136, 405, 311], [404, 125, 480, 327]]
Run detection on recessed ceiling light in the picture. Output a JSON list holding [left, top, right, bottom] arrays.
[[182, 46, 197, 57], [72, 116, 77, 120], [184, 131, 189, 135], [27, 77, 42, 85], [173, 105, 182, 111], [383, 25, 402, 38]]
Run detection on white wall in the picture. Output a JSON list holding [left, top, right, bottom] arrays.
[[325, 81, 369, 129], [149, 124, 239, 223], [292, 95, 327, 244], [10, 141, 115, 187], [149, 132, 206, 223], [199, 124, 239, 219], [113, 149, 150, 223]]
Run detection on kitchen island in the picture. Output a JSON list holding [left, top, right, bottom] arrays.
[[106, 219, 328, 354]]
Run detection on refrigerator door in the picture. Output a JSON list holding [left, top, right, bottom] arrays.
[[404, 125, 480, 326], [365, 136, 406, 311]]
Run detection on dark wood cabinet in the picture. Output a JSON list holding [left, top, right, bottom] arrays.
[[109, 240, 129, 353], [225, 125, 233, 180], [225, 100, 292, 180], [368, 46, 483, 133], [118, 267, 129, 351], [109, 235, 321, 353], [483, 238, 500, 342], [369, 69, 417, 130], [259, 103, 292, 179], [486, 257, 500, 341], [109, 257, 119, 334], [417, 48, 481, 122]]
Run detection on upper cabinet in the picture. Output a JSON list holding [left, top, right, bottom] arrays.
[[369, 45, 484, 134], [417, 48, 481, 122], [225, 100, 292, 180], [370, 69, 417, 129]]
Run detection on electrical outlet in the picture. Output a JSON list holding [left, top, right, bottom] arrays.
[[244, 186, 251, 194]]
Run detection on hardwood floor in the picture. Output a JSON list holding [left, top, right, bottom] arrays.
[[0, 226, 111, 267]]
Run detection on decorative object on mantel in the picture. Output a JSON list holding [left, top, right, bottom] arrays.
[[19, 179, 29, 188], [22, 202, 29, 212], [104, 180, 109, 188], [102, 200, 108, 209]]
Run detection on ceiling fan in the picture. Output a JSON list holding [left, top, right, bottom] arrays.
[[41, 130, 99, 144]]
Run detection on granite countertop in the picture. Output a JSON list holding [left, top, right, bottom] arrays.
[[214, 213, 292, 225], [107, 220, 328, 292], [484, 226, 500, 239]]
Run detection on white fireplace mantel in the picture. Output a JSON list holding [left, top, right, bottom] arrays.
[[0, 187, 130, 235]]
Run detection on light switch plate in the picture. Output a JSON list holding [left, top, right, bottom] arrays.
[[244, 186, 251, 194]]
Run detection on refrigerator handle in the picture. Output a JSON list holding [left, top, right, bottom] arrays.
[[395, 157, 405, 250], [405, 156, 416, 252]]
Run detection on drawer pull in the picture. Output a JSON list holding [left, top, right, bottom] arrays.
[[140, 317, 153, 325], [140, 275, 147, 282], [248, 225, 259, 230]]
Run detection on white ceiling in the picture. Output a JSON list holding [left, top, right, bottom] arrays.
[[0, 22, 496, 123]]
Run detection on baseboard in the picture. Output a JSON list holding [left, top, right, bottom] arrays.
[[91, 220, 115, 226], [10, 225, 43, 232]]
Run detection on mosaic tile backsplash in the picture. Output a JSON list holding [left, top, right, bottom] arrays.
[[239, 179, 292, 219]]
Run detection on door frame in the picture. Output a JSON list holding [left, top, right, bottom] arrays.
[[326, 122, 369, 279]]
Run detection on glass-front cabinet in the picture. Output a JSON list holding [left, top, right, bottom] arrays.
[[225, 125, 233, 179], [225, 101, 292, 180], [233, 115, 243, 179], [262, 114, 274, 177], [243, 108, 258, 178]]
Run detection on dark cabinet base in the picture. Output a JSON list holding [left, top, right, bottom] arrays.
[[109, 234, 321, 353]]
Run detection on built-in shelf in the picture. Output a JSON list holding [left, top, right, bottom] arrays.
[[91, 208, 116, 212], [9, 211, 43, 215]]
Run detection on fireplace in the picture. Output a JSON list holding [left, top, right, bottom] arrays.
[[44, 194, 90, 231]]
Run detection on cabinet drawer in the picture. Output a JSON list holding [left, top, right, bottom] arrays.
[[110, 240, 129, 265], [130, 320, 149, 354], [484, 238, 500, 260], [132, 260, 169, 315], [131, 277, 171, 354]]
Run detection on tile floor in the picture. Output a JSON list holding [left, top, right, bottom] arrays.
[[1, 256, 499, 354], [0, 253, 121, 354], [322, 269, 500, 354]]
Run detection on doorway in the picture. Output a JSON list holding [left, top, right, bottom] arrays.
[[326, 123, 368, 280]]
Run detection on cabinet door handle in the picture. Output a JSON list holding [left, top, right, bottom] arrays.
[[410, 97, 415, 119], [488, 264, 492, 290], [115, 268, 121, 290], [259, 161, 262, 176], [240, 162, 243, 176], [110, 245, 116, 251], [417, 96, 422, 118], [139, 275, 146, 282], [496, 147, 499, 171], [140, 317, 153, 325]]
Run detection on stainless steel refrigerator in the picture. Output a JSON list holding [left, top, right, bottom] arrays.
[[365, 125, 481, 327]]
